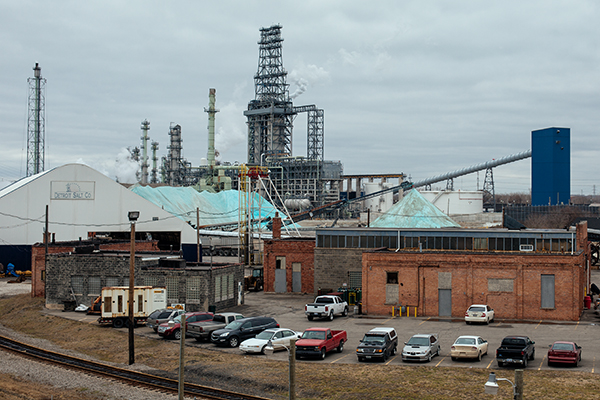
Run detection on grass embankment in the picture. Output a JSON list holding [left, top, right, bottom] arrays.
[[1, 294, 598, 399]]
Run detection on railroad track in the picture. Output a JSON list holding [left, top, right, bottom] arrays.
[[0, 335, 271, 400]]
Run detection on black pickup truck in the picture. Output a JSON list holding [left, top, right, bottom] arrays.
[[496, 336, 535, 367], [356, 327, 398, 362]]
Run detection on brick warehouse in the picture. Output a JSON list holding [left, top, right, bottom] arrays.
[[42, 246, 244, 312], [266, 222, 592, 321], [359, 222, 589, 321]]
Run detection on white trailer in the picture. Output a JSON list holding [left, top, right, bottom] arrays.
[[97, 286, 167, 328]]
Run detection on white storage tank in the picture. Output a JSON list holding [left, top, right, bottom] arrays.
[[420, 190, 483, 215], [363, 182, 395, 214]]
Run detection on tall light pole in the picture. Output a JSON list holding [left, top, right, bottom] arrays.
[[128, 211, 139, 365]]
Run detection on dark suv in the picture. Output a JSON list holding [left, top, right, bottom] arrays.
[[356, 327, 398, 362], [211, 316, 279, 347]]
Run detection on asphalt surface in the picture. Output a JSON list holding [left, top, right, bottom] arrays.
[[41, 277, 600, 374]]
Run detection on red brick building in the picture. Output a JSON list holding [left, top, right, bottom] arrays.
[[263, 217, 315, 293], [361, 223, 589, 321]]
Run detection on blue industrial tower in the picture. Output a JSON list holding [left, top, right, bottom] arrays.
[[531, 127, 570, 206]]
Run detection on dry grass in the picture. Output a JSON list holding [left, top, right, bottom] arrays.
[[1, 294, 599, 399]]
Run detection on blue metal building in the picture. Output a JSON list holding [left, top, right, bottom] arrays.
[[531, 127, 570, 206]]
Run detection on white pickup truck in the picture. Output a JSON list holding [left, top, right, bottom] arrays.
[[305, 295, 348, 321]]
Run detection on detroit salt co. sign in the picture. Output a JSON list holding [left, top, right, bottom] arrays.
[[51, 181, 95, 200]]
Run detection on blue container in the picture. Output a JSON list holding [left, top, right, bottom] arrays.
[[531, 127, 570, 206]]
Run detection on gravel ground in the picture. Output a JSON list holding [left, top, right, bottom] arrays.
[[0, 278, 179, 399]]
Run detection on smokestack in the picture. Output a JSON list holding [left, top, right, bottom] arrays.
[[205, 88, 219, 168]]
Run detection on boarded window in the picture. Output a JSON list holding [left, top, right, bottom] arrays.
[[488, 278, 514, 292], [292, 263, 301, 273], [438, 272, 452, 290], [71, 276, 84, 294], [541, 274, 555, 309], [386, 284, 399, 304]]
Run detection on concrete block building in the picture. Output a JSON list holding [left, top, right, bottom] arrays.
[[42, 245, 243, 312]]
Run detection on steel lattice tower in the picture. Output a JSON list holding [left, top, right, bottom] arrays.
[[245, 25, 295, 164], [27, 63, 46, 177]]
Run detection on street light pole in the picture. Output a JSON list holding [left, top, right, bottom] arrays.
[[127, 211, 139, 366]]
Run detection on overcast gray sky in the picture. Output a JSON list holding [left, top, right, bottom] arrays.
[[1, 1, 598, 195]]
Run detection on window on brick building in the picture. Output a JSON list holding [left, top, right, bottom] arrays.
[[541, 274, 555, 309], [276, 256, 286, 269], [386, 272, 398, 284]]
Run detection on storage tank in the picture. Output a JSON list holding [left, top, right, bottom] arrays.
[[363, 182, 394, 214], [420, 190, 483, 215], [284, 198, 312, 211]]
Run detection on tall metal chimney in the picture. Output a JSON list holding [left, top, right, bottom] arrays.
[[140, 120, 150, 184], [27, 62, 46, 176], [204, 88, 219, 168]]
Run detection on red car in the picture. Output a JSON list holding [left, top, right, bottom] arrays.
[[158, 312, 213, 340], [547, 341, 582, 367]]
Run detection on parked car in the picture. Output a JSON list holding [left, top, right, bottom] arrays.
[[547, 341, 582, 367], [157, 311, 213, 340], [401, 334, 440, 363], [239, 328, 301, 354], [450, 335, 488, 361], [295, 328, 347, 360], [187, 312, 244, 342], [496, 336, 535, 367], [465, 304, 495, 325], [211, 316, 279, 347], [146, 308, 186, 332], [356, 327, 398, 362], [305, 295, 349, 321]]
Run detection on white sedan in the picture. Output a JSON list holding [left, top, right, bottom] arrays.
[[465, 304, 495, 324], [450, 335, 489, 361], [239, 328, 301, 354]]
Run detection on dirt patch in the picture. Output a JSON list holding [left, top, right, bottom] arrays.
[[1, 293, 599, 399]]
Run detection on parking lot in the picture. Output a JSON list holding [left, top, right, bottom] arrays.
[[45, 287, 600, 373]]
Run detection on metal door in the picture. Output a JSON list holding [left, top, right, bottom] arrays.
[[438, 289, 452, 317], [275, 269, 287, 293], [292, 263, 301, 292]]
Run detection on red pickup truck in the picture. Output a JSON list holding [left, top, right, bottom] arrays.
[[295, 328, 347, 360]]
